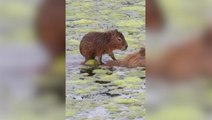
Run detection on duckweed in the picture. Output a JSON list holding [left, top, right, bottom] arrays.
[[116, 20, 145, 27], [66, 0, 145, 119]]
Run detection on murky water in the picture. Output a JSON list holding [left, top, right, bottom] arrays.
[[66, 0, 145, 119]]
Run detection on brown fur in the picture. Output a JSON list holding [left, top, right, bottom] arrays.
[[146, 0, 164, 31], [36, 0, 65, 58], [35, 0, 65, 102], [149, 28, 212, 80], [146, 0, 212, 80], [106, 48, 145, 68], [80, 29, 128, 64]]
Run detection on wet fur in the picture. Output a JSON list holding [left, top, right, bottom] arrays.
[[149, 29, 212, 80], [106, 48, 145, 68], [80, 30, 128, 64]]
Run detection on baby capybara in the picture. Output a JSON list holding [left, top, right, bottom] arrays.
[[106, 47, 145, 68], [80, 29, 128, 64]]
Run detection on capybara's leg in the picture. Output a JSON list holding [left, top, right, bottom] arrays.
[[98, 56, 104, 65], [109, 53, 116, 60]]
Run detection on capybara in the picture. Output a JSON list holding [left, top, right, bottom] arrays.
[[106, 47, 145, 68], [149, 28, 212, 80], [80, 29, 128, 64], [36, 0, 65, 58], [146, 0, 212, 80], [146, 0, 164, 31], [36, 0, 65, 102]]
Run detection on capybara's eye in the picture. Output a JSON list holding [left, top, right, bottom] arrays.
[[117, 37, 122, 42]]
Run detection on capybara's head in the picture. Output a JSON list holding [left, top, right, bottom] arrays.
[[110, 29, 128, 50]]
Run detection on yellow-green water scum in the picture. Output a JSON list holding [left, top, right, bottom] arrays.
[[66, 0, 145, 119]]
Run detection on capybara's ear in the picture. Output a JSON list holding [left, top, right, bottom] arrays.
[[139, 47, 145, 56], [114, 29, 118, 33], [111, 29, 118, 37]]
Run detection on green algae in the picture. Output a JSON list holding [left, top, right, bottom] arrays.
[[104, 104, 120, 112], [66, 39, 80, 46], [72, 19, 97, 25], [85, 59, 98, 66], [116, 20, 145, 27], [112, 77, 142, 87], [120, 6, 145, 12], [66, 0, 145, 119], [66, 109, 76, 117], [113, 98, 139, 104]]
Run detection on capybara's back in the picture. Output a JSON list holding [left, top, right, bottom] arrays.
[[80, 30, 128, 64], [148, 28, 212, 80], [106, 47, 145, 68]]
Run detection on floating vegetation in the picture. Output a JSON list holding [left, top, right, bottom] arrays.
[[66, 0, 145, 119]]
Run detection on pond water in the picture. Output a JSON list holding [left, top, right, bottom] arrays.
[[66, 0, 145, 119]]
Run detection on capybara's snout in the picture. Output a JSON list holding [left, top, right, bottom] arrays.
[[122, 44, 128, 50], [125, 44, 128, 50]]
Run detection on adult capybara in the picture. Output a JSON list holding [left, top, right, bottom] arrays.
[[80, 29, 128, 64]]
